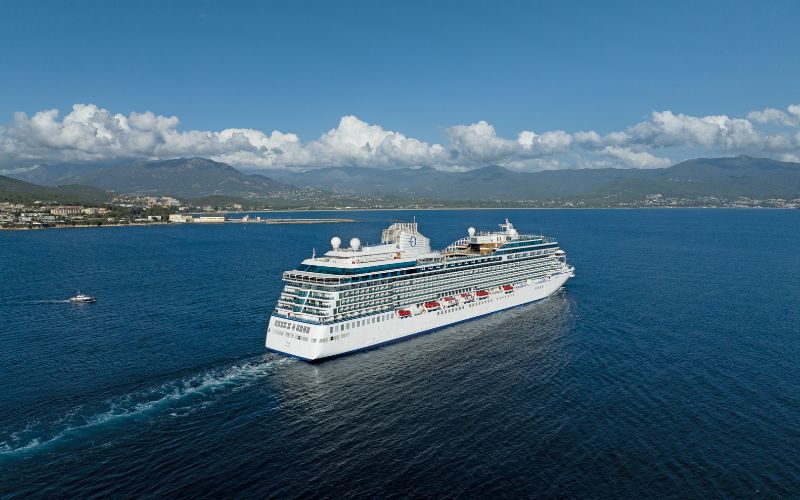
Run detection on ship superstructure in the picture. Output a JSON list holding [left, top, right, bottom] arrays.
[[266, 219, 574, 360]]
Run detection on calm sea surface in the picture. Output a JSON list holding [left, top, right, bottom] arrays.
[[1, 209, 799, 497]]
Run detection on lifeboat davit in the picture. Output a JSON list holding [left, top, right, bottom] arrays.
[[423, 301, 441, 311], [502, 284, 514, 293], [398, 309, 412, 318], [476, 290, 489, 299]]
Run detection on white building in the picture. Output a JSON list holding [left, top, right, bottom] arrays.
[[195, 215, 227, 223], [169, 214, 193, 223], [51, 206, 83, 216]]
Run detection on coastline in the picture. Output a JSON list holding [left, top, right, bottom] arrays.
[[222, 205, 797, 214], [0, 222, 175, 231], [2, 206, 794, 231]]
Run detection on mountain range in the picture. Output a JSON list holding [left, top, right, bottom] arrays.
[[254, 155, 800, 201], [0, 175, 110, 204], [8, 158, 294, 198], [3, 155, 800, 205]]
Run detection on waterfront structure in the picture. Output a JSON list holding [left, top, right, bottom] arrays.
[[50, 206, 83, 216], [195, 215, 227, 223], [266, 219, 575, 360], [169, 214, 193, 223], [143, 196, 180, 207], [82, 207, 109, 215]]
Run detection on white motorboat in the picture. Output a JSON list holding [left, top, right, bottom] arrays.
[[69, 292, 96, 303]]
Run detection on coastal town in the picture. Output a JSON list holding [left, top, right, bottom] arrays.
[[0, 195, 356, 229], [1, 195, 190, 229], [2, 193, 799, 229]]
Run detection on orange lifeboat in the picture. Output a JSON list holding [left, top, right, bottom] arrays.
[[502, 284, 514, 293], [423, 301, 441, 311], [443, 296, 458, 307], [398, 309, 412, 318], [476, 290, 489, 299]]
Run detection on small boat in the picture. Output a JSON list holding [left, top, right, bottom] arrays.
[[443, 296, 458, 307], [69, 292, 96, 303], [397, 309, 412, 318], [502, 284, 514, 293], [423, 301, 441, 312], [476, 290, 489, 299], [460, 292, 474, 303]]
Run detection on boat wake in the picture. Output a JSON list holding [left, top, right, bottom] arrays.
[[0, 354, 293, 457], [11, 299, 72, 305]]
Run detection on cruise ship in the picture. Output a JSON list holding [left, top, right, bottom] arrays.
[[265, 219, 575, 361]]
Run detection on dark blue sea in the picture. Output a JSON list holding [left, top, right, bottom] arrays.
[[1, 209, 799, 497]]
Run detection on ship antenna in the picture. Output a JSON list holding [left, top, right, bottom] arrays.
[[312, 248, 316, 259]]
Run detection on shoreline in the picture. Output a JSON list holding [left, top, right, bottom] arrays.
[[0, 222, 175, 231], [2, 206, 795, 231], [217, 206, 798, 214]]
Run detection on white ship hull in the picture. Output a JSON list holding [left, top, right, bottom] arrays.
[[266, 270, 571, 361]]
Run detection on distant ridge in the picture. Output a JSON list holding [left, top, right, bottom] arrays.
[[254, 156, 800, 201], [0, 175, 110, 204], [9, 158, 295, 198], [4, 155, 800, 205]]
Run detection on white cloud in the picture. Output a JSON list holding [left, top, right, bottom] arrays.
[[748, 108, 794, 126], [781, 153, 800, 162], [446, 121, 520, 164], [306, 116, 447, 167], [600, 146, 671, 169], [747, 104, 800, 127], [625, 111, 763, 150], [2, 102, 800, 172], [517, 130, 573, 155]]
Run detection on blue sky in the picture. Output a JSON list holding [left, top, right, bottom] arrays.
[[1, 0, 799, 170]]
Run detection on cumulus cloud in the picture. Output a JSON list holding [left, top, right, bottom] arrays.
[[1, 102, 800, 171], [747, 104, 800, 127], [307, 116, 447, 167], [600, 146, 672, 169]]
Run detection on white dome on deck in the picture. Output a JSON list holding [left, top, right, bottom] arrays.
[[468, 227, 476, 237], [331, 236, 341, 250], [350, 238, 361, 251]]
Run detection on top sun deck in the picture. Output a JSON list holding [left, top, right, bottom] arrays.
[[295, 219, 555, 275]]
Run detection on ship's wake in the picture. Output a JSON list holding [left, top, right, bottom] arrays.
[[7, 299, 72, 305], [0, 354, 293, 457]]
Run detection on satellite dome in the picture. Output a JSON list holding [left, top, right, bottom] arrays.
[[330, 236, 341, 250], [468, 227, 476, 237], [350, 238, 361, 251]]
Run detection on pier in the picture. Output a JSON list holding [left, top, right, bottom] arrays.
[[190, 214, 354, 224]]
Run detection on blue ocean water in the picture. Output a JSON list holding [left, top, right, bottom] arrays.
[[1, 209, 799, 497]]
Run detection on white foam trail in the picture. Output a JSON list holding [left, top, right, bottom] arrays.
[[0, 354, 292, 457], [5, 299, 71, 305]]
